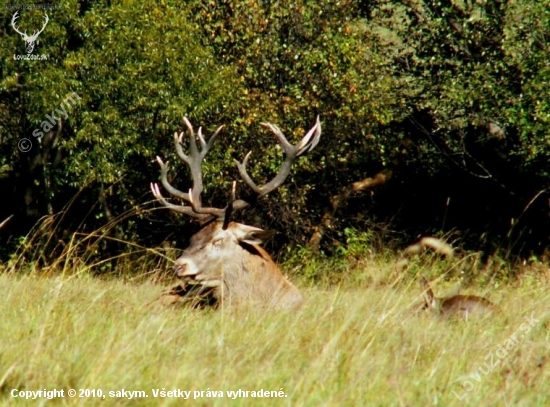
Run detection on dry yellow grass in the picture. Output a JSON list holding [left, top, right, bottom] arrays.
[[0, 268, 549, 406]]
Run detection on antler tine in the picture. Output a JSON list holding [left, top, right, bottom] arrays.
[[174, 131, 189, 163], [206, 125, 224, 151], [150, 183, 207, 219], [260, 123, 293, 152], [155, 156, 190, 201], [152, 118, 230, 220], [296, 115, 321, 155], [235, 117, 322, 197], [197, 127, 206, 151], [182, 117, 199, 157], [233, 151, 261, 194], [222, 181, 237, 230]]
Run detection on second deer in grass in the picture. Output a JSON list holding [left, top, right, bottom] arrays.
[[419, 277, 500, 320]]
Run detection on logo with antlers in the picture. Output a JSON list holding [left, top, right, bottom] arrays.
[[11, 11, 49, 54]]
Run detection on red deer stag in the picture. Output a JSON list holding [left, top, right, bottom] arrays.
[[151, 117, 321, 309]]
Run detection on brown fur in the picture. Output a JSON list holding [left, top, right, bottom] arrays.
[[418, 277, 499, 319], [169, 221, 302, 309]]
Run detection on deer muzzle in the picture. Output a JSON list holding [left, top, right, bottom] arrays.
[[173, 259, 198, 278]]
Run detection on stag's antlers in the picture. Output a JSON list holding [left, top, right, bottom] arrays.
[[151, 116, 321, 221], [234, 116, 321, 197], [151, 118, 239, 220]]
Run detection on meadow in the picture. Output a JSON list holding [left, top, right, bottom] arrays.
[[1, 255, 549, 406]]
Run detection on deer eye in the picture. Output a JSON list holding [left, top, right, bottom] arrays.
[[212, 238, 223, 247]]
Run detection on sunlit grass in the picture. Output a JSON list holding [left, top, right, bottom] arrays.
[[1, 265, 549, 406]]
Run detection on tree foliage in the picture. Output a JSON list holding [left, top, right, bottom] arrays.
[[362, 0, 549, 253], [0, 0, 548, 265]]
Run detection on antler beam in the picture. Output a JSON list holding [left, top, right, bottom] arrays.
[[234, 115, 321, 197]]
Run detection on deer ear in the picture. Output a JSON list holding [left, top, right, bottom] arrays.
[[243, 229, 276, 245], [420, 276, 436, 308], [233, 225, 275, 245]]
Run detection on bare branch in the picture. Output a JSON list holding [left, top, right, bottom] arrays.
[[308, 169, 392, 251], [0, 215, 13, 230]]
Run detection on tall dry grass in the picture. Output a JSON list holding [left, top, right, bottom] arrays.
[[0, 265, 549, 406], [1, 209, 549, 405]]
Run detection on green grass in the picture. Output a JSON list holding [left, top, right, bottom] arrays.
[[1, 266, 549, 406]]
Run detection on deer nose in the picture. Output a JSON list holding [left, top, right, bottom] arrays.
[[173, 263, 187, 277], [173, 259, 198, 278]]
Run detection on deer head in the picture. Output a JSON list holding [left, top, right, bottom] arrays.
[[151, 117, 321, 308]]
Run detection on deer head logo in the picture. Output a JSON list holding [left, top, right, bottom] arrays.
[[11, 11, 49, 54]]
